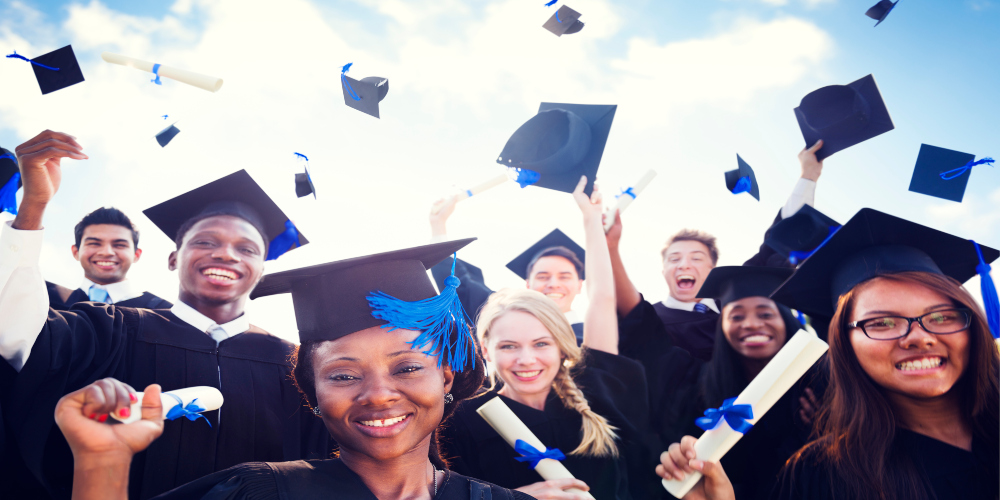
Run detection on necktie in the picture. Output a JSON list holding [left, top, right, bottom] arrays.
[[694, 302, 710, 314], [88, 285, 110, 303], [207, 325, 228, 345]]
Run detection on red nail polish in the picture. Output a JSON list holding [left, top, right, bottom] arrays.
[[88, 413, 96, 420], [119, 408, 130, 418], [129, 393, 138, 403], [98, 414, 108, 423]]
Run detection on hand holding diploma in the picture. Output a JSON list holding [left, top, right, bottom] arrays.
[[111, 385, 223, 425], [430, 173, 509, 215], [101, 52, 223, 92], [603, 170, 657, 232]]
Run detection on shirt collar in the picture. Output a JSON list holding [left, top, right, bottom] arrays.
[[80, 278, 141, 304], [563, 310, 582, 325], [663, 295, 719, 314], [169, 300, 250, 340]]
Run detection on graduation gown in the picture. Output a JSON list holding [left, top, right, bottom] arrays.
[[3, 303, 330, 500], [772, 429, 999, 500], [439, 349, 662, 500], [152, 458, 535, 500], [45, 280, 173, 310]]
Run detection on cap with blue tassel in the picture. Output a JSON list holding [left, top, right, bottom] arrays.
[[0, 149, 20, 216]]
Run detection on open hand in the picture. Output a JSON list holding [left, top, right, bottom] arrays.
[[516, 478, 592, 500], [429, 195, 459, 237]]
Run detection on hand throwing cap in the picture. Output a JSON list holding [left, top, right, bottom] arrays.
[[143, 170, 308, 260], [794, 74, 894, 161], [725, 155, 760, 200], [865, 0, 898, 26], [771, 208, 999, 317], [764, 205, 840, 263], [543, 5, 585, 36], [497, 103, 616, 195], [506, 228, 586, 280], [697, 266, 794, 308], [7, 45, 85, 95], [907, 144, 980, 203]]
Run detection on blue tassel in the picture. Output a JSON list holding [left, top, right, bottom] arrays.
[[367, 253, 474, 372], [0, 172, 20, 216], [939, 157, 994, 180], [731, 176, 751, 195], [151, 63, 162, 85], [266, 220, 299, 261], [294, 152, 309, 161], [789, 225, 841, 265], [341, 63, 361, 101], [796, 310, 807, 327], [6, 51, 60, 71], [544, 0, 558, 6], [511, 168, 540, 188], [972, 240, 999, 339]]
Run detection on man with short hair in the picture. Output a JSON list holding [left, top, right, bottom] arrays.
[[46, 207, 172, 309]]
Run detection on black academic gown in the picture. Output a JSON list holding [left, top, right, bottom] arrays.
[[2, 304, 330, 500], [152, 458, 535, 500], [439, 349, 662, 500], [772, 429, 999, 500], [46, 280, 173, 310]]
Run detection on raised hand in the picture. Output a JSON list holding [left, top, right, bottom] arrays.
[[12, 130, 87, 230], [604, 209, 622, 250], [798, 139, 824, 182], [571, 176, 603, 224], [656, 435, 735, 500], [516, 478, 592, 500], [429, 195, 459, 238]]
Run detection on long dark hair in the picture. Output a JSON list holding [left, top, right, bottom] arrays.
[[788, 271, 1000, 500], [291, 332, 486, 470]]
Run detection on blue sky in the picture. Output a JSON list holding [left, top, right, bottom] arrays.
[[1, 0, 997, 342]]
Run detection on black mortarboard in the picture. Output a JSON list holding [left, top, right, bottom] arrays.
[[697, 266, 794, 308], [725, 154, 760, 201], [0, 148, 18, 186], [341, 72, 389, 119], [0, 148, 20, 214], [907, 144, 978, 203], [865, 0, 898, 26], [250, 239, 474, 343], [295, 170, 316, 199], [497, 103, 616, 195], [8, 45, 85, 95], [143, 170, 308, 258], [794, 74, 894, 161], [771, 208, 999, 317], [543, 5, 585, 36], [764, 205, 840, 264], [506, 228, 586, 280], [155, 124, 181, 147]]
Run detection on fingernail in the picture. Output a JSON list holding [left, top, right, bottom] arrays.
[[88, 413, 96, 420], [97, 414, 108, 423], [119, 408, 130, 418], [691, 459, 704, 471], [129, 393, 138, 403]]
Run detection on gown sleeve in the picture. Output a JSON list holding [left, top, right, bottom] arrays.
[[742, 210, 795, 269], [769, 448, 836, 500], [430, 258, 494, 321], [151, 462, 279, 500], [617, 295, 674, 366]]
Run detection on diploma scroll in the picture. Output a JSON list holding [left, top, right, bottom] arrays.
[[430, 173, 509, 214], [603, 170, 657, 232], [101, 52, 223, 92], [662, 329, 829, 498], [477, 397, 596, 500], [111, 386, 224, 425]]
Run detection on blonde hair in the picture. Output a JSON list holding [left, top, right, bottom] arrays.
[[477, 288, 619, 458]]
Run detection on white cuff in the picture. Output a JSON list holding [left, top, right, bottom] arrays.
[[1, 220, 45, 268], [781, 178, 817, 219]]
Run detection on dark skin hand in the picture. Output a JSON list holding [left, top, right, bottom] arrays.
[[798, 387, 819, 426], [11, 130, 89, 231]]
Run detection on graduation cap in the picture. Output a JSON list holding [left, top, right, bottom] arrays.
[[764, 205, 841, 265], [865, 0, 898, 26], [794, 74, 894, 161], [293, 153, 316, 199], [155, 123, 181, 147], [697, 266, 794, 309], [506, 228, 586, 280], [907, 144, 988, 203], [0, 148, 21, 215], [725, 155, 760, 201], [249, 238, 479, 370], [497, 103, 616, 195], [6, 45, 85, 95], [543, 5, 584, 36], [341, 63, 389, 119], [770, 208, 1000, 319], [143, 169, 308, 260]]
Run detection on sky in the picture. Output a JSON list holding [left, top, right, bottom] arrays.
[[1, 0, 998, 344]]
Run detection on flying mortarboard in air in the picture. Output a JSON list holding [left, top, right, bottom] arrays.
[[794, 74, 893, 161], [497, 102, 616, 195], [340, 63, 389, 119], [143, 170, 308, 261], [908, 144, 993, 203], [155, 116, 181, 148], [506, 229, 586, 280], [764, 205, 841, 265], [6, 45, 85, 95], [725, 155, 760, 201], [293, 152, 316, 199], [543, 2, 585, 37], [0, 148, 21, 215], [865, 0, 899, 27]]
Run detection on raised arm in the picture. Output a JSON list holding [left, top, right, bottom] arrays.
[[572, 177, 617, 354], [604, 211, 642, 316], [781, 139, 824, 219]]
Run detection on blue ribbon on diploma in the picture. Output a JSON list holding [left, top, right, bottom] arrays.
[[513, 439, 566, 469], [6, 51, 60, 71], [151, 63, 163, 85], [342, 63, 361, 101], [617, 187, 637, 200], [695, 397, 754, 434], [731, 176, 751, 195], [267, 220, 300, 261], [789, 225, 841, 265], [0, 171, 21, 216], [939, 157, 994, 180], [164, 393, 211, 427], [511, 168, 540, 188]]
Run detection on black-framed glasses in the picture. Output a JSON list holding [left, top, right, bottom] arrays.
[[848, 308, 972, 340]]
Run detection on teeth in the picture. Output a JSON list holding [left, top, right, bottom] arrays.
[[896, 357, 943, 371], [514, 370, 542, 378], [742, 334, 771, 344], [677, 275, 695, 281], [546, 293, 564, 299], [95, 261, 116, 266], [203, 268, 238, 280], [359, 415, 407, 427]]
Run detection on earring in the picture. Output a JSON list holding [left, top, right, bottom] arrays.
[[312, 407, 322, 416], [444, 393, 454, 404]]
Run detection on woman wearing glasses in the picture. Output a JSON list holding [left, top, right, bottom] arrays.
[[657, 209, 999, 500]]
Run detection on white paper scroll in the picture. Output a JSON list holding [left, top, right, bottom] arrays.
[[477, 397, 596, 500], [101, 52, 223, 93], [603, 170, 657, 232], [662, 329, 829, 498], [430, 173, 509, 215], [110, 386, 224, 425]]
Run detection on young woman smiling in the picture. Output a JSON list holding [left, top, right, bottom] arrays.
[[439, 177, 661, 500]]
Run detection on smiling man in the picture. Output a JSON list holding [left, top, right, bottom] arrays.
[[0, 130, 326, 500], [46, 207, 172, 309]]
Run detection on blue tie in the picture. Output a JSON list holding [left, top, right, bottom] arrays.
[[694, 303, 710, 314], [88, 286, 110, 303]]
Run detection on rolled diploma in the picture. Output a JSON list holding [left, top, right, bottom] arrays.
[[477, 397, 596, 500], [603, 170, 657, 232], [431, 173, 509, 214], [662, 329, 829, 498], [111, 386, 224, 425], [101, 52, 223, 93]]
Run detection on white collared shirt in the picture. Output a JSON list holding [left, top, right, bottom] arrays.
[[780, 178, 817, 219], [80, 277, 142, 304], [170, 300, 250, 342], [662, 296, 720, 314]]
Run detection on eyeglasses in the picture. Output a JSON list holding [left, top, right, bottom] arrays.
[[848, 308, 972, 341]]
